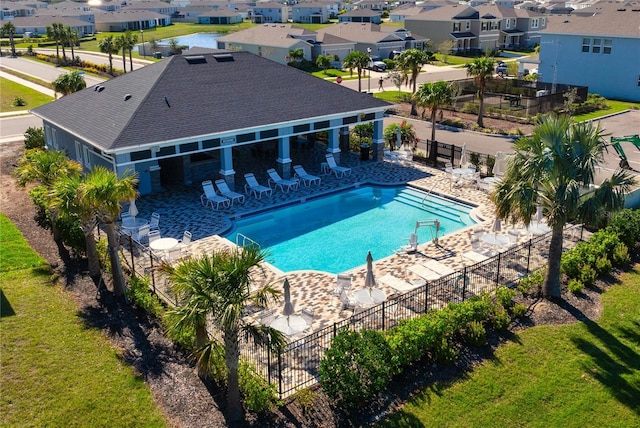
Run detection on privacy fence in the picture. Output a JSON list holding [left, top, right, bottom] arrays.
[[116, 223, 584, 399]]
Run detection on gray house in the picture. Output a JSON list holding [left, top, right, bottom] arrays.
[[31, 51, 392, 195]]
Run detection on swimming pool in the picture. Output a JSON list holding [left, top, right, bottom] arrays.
[[224, 185, 476, 274]]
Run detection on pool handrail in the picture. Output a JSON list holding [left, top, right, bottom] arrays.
[[236, 233, 260, 249]]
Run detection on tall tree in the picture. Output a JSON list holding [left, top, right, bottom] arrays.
[[464, 56, 495, 128], [492, 114, 636, 298], [395, 49, 431, 115], [163, 246, 285, 425], [58, 24, 68, 62], [414, 80, 454, 143], [66, 26, 78, 62], [98, 35, 118, 75], [115, 33, 128, 73], [50, 174, 102, 277], [125, 30, 138, 71], [342, 50, 369, 93], [46, 23, 63, 59], [315, 54, 331, 72], [1, 22, 17, 57], [52, 71, 86, 98], [77, 166, 138, 295]]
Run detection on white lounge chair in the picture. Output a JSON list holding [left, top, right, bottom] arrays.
[[214, 179, 245, 205], [133, 224, 150, 244], [175, 230, 192, 254], [200, 180, 231, 210], [396, 232, 418, 253], [378, 274, 424, 293], [293, 165, 321, 187], [149, 212, 160, 232], [244, 173, 272, 199], [266, 168, 299, 193], [325, 154, 351, 178]]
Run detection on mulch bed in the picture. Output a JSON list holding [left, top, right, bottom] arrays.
[[1, 138, 623, 428]]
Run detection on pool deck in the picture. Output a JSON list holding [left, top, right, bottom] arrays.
[[129, 155, 548, 336]]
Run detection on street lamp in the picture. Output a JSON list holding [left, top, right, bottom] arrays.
[[367, 47, 372, 93], [140, 29, 145, 57]]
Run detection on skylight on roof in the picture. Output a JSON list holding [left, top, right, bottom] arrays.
[[212, 53, 234, 62], [184, 55, 207, 64]]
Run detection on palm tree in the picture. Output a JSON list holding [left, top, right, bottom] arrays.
[[395, 49, 431, 116], [125, 30, 138, 71], [58, 24, 68, 62], [315, 54, 331, 72], [77, 166, 138, 295], [14, 149, 83, 241], [46, 23, 63, 60], [342, 51, 370, 92], [115, 33, 128, 73], [492, 114, 636, 298], [414, 80, 454, 143], [163, 246, 285, 425], [98, 35, 118, 75], [1, 22, 17, 57], [464, 56, 495, 128], [66, 26, 78, 62], [52, 71, 86, 98], [50, 174, 102, 277]]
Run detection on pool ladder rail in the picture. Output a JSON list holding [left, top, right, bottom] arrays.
[[236, 233, 261, 249], [414, 219, 440, 245]]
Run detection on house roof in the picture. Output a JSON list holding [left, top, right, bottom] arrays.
[[410, 4, 479, 20], [217, 24, 315, 48], [31, 51, 391, 153], [94, 10, 170, 23], [543, 4, 640, 36], [11, 15, 93, 27], [317, 22, 404, 43]]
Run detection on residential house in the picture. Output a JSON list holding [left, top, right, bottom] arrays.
[[216, 24, 315, 64], [353, 0, 387, 11], [31, 50, 392, 195], [197, 9, 243, 24], [338, 8, 382, 24], [94, 10, 171, 31], [291, 2, 329, 23], [250, 2, 289, 23], [538, 1, 640, 101], [122, 1, 180, 17], [11, 15, 96, 37], [405, 4, 545, 54], [317, 22, 429, 60]]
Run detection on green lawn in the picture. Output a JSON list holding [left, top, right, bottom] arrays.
[[0, 214, 167, 427], [574, 101, 640, 122], [380, 271, 640, 427], [0, 77, 53, 112]]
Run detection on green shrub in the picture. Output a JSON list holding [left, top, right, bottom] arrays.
[[561, 242, 590, 279], [239, 361, 281, 413], [491, 305, 511, 331], [580, 264, 597, 286], [517, 269, 544, 296], [595, 256, 612, 276], [292, 388, 316, 417], [588, 229, 622, 261], [464, 320, 486, 346], [441, 118, 466, 129], [126, 275, 164, 317], [495, 286, 516, 309], [511, 303, 527, 318], [567, 279, 584, 294], [24, 126, 45, 150], [461, 102, 479, 114], [608, 208, 640, 249], [319, 329, 394, 408], [162, 310, 196, 350], [13, 96, 26, 107], [433, 336, 459, 364], [612, 243, 631, 267]]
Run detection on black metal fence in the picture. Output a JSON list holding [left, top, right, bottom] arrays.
[[236, 224, 583, 399]]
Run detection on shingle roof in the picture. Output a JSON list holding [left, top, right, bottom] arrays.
[[216, 24, 314, 48], [31, 51, 391, 153], [543, 5, 640, 36]]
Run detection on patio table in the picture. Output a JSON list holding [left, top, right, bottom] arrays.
[[353, 288, 387, 307], [528, 223, 551, 235], [270, 315, 308, 336], [120, 217, 148, 235], [480, 233, 510, 248], [149, 237, 178, 252]]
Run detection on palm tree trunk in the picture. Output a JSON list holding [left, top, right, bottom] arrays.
[[85, 230, 101, 277], [410, 75, 419, 116], [224, 328, 244, 425], [108, 54, 114, 75], [543, 227, 564, 298], [477, 85, 485, 128], [430, 108, 437, 142], [357, 69, 362, 92], [55, 41, 60, 59], [122, 49, 127, 73], [195, 324, 208, 350], [105, 222, 125, 295], [128, 50, 133, 72]]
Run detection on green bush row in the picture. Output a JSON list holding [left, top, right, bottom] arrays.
[[319, 289, 523, 408]]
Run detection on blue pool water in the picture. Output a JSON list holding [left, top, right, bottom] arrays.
[[225, 186, 476, 274], [162, 33, 220, 49]]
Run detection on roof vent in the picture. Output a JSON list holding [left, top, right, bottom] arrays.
[[213, 53, 234, 62], [124, 94, 132, 101], [96, 85, 105, 92], [185, 55, 206, 64]]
